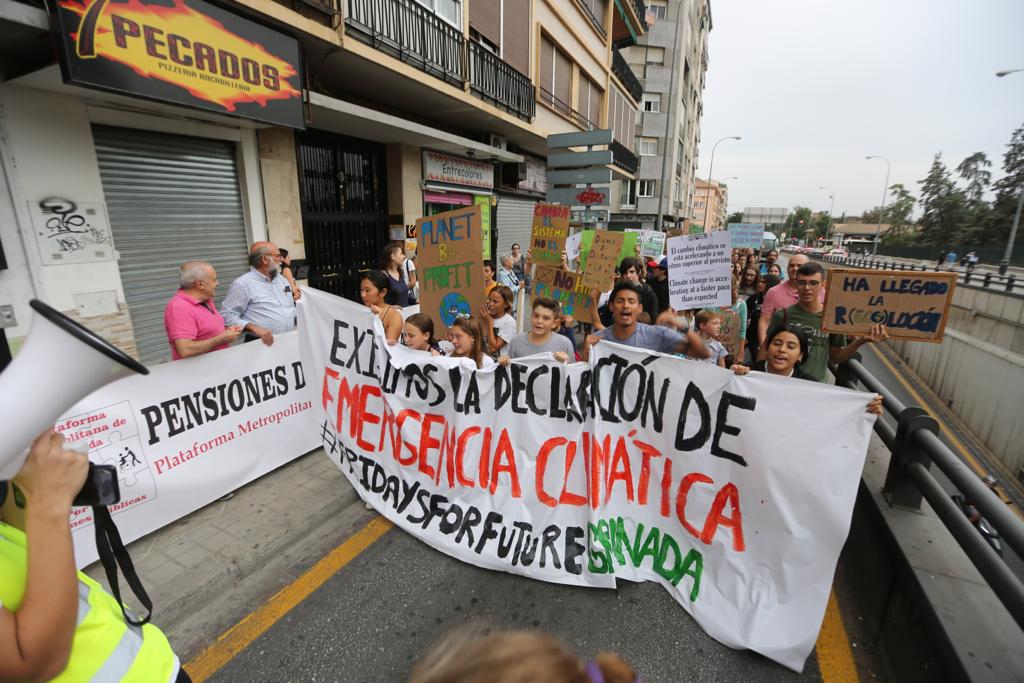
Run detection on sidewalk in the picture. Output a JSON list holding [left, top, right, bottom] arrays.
[[83, 448, 376, 662]]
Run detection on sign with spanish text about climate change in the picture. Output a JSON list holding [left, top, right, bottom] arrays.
[[51, 0, 304, 127], [533, 265, 592, 324], [61, 332, 319, 567], [298, 287, 877, 673], [667, 231, 733, 310], [822, 269, 957, 342], [529, 203, 571, 265], [416, 205, 485, 337]]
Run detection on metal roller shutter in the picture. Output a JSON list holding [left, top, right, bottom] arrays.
[[496, 195, 536, 261], [92, 125, 249, 365]]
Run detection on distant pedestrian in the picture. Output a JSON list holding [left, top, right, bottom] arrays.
[[381, 241, 411, 307], [646, 257, 670, 314], [164, 261, 241, 360], [937, 249, 948, 269], [222, 241, 296, 346], [945, 250, 958, 270], [967, 251, 979, 272]]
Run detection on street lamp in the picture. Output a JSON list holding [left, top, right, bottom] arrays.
[[703, 136, 741, 232], [865, 155, 891, 256], [999, 190, 1023, 276], [996, 69, 1023, 77], [817, 185, 835, 241]]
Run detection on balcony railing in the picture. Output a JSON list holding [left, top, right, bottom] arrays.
[[539, 86, 596, 130], [611, 49, 643, 102], [346, 0, 534, 119], [468, 43, 535, 121], [346, 0, 466, 87], [611, 140, 638, 175]]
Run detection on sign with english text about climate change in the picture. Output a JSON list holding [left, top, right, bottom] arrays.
[[667, 231, 733, 310], [59, 332, 319, 567], [298, 287, 877, 672], [416, 205, 485, 337], [822, 269, 957, 342]]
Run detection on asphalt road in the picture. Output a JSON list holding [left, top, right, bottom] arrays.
[[211, 526, 827, 683]]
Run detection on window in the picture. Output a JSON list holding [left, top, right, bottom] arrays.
[[578, 74, 603, 128], [638, 180, 656, 197], [416, 0, 461, 27], [642, 93, 661, 112], [580, 0, 608, 32], [540, 35, 572, 116], [638, 137, 657, 156], [645, 47, 665, 66], [621, 180, 637, 207], [610, 87, 637, 152], [649, 0, 667, 19]]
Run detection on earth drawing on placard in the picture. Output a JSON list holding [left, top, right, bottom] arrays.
[[440, 292, 471, 326]]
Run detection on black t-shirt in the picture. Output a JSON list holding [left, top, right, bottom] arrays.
[[649, 277, 670, 314]]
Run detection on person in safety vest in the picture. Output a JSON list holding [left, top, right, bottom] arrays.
[[0, 430, 187, 682]]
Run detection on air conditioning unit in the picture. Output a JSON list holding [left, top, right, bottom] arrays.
[[487, 133, 508, 151], [501, 161, 527, 185]]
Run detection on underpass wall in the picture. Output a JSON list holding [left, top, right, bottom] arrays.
[[890, 329, 1024, 477]]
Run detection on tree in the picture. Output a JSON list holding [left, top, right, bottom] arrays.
[[877, 183, 917, 245], [987, 123, 1024, 247], [956, 152, 993, 245], [726, 211, 744, 224], [917, 154, 967, 246]]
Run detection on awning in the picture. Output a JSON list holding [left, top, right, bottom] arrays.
[[308, 92, 524, 164]]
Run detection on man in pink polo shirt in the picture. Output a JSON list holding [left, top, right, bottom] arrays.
[[164, 261, 242, 361], [756, 253, 825, 346]]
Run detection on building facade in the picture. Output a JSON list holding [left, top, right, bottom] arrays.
[[691, 178, 725, 231], [0, 0, 647, 364], [608, 0, 711, 232]]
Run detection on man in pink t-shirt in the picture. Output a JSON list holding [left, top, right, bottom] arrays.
[[164, 261, 242, 361], [757, 253, 824, 345]]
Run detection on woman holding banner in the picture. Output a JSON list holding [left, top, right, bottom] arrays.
[[360, 271, 403, 345]]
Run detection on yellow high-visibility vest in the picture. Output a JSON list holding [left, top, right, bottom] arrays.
[[0, 521, 179, 682]]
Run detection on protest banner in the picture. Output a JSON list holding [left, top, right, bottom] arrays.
[[60, 332, 319, 566], [688, 223, 704, 235], [475, 195, 492, 260], [716, 309, 743, 357], [627, 229, 667, 258], [416, 205, 485, 336], [728, 223, 765, 249], [822, 268, 957, 342], [577, 229, 638, 271], [533, 265, 592, 324], [667, 231, 733, 310], [299, 288, 877, 672], [581, 229, 625, 290], [530, 203, 571, 265], [564, 230, 583, 265]]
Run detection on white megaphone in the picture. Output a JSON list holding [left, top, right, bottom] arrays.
[[0, 299, 148, 480]]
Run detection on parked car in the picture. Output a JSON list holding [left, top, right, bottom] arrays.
[[826, 248, 849, 258]]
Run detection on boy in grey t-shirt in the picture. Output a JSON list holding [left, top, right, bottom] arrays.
[[503, 296, 575, 363]]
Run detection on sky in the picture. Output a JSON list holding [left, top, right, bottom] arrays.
[[698, 0, 1024, 220]]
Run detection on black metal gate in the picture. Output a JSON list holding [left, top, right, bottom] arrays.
[[296, 130, 388, 301]]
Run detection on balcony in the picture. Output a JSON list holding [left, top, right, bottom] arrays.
[[612, 0, 648, 46], [611, 140, 638, 175], [345, 0, 534, 120], [539, 87, 597, 130], [611, 50, 643, 103], [346, 0, 466, 87], [468, 43, 535, 121]]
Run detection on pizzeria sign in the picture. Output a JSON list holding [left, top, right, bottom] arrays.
[[51, 0, 304, 128]]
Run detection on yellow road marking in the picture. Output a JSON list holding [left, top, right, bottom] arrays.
[[185, 516, 394, 682], [868, 345, 1024, 519], [815, 589, 859, 683]]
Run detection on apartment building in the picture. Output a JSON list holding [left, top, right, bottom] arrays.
[[691, 178, 726, 231], [608, 0, 711, 232], [0, 0, 646, 363]]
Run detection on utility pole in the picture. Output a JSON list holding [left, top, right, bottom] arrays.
[[1000, 189, 1024, 276], [866, 155, 891, 256]]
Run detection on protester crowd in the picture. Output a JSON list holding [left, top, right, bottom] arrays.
[[5, 231, 880, 683]]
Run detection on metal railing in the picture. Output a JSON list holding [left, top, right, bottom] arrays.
[[578, 0, 607, 37], [538, 86, 596, 130], [467, 42, 535, 121], [834, 356, 1024, 631], [346, 0, 466, 86], [612, 50, 644, 102], [611, 140, 638, 174], [822, 254, 1023, 297]]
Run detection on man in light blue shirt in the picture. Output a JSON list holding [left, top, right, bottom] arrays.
[[222, 241, 296, 346]]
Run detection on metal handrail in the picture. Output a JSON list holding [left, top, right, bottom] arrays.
[[467, 42, 535, 121], [834, 355, 1024, 630], [612, 49, 644, 102], [822, 254, 1022, 297]]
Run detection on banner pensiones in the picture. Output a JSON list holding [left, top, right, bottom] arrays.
[[298, 287, 876, 672]]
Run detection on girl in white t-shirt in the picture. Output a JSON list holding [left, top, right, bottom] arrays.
[[479, 285, 517, 358], [449, 316, 495, 369]]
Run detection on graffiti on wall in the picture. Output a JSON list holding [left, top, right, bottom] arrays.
[[29, 198, 115, 265]]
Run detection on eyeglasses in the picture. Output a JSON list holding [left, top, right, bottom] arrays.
[[794, 280, 822, 288]]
